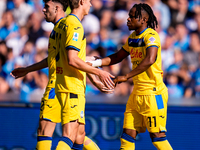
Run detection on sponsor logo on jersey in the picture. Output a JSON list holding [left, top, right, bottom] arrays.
[[130, 49, 143, 59]]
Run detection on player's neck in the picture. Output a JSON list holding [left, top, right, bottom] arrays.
[[53, 11, 65, 24], [135, 26, 148, 35], [71, 9, 85, 21]]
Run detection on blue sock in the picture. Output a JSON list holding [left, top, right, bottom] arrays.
[[60, 136, 73, 148], [72, 143, 83, 150]]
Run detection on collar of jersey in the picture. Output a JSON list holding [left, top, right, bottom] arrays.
[[136, 28, 148, 36], [54, 17, 63, 25], [69, 14, 81, 23]]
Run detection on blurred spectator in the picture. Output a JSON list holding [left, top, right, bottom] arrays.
[[193, 13, 200, 37], [0, 40, 8, 57], [12, 0, 34, 27], [35, 21, 54, 53], [178, 63, 192, 97], [6, 25, 29, 57], [0, 76, 9, 94], [145, 0, 171, 31], [90, 0, 107, 20], [111, 10, 130, 45], [0, 0, 6, 20], [27, 0, 44, 12], [27, 12, 44, 43], [173, 23, 190, 53], [0, 53, 6, 77], [165, 70, 184, 98], [167, 49, 184, 72], [0, 10, 19, 41], [112, 10, 129, 34], [100, 9, 113, 28], [19, 71, 38, 102], [188, 0, 200, 14], [161, 34, 176, 72], [6, 57, 24, 93], [19, 40, 35, 66], [29, 72, 48, 102], [1, 48, 14, 78], [169, 0, 194, 27], [113, 0, 128, 11], [193, 54, 200, 98], [6, 0, 15, 10], [82, 13, 100, 49], [154, 10, 167, 45], [98, 26, 118, 57], [183, 32, 200, 74], [0, 41, 7, 77]]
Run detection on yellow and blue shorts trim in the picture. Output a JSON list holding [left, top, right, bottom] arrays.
[[123, 90, 168, 133]]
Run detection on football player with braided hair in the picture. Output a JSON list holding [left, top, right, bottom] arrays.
[[89, 3, 173, 150]]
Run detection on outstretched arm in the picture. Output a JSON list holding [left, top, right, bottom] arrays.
[[87, 48, 129, 67], [114, 47, 158, 84], [101, 48, 130, 66], [68, 49, 115, 88], [11, 57, 48, 79]]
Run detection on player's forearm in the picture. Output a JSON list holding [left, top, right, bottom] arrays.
[[126, 59, 152, 80], [87, 73, 97, 86], [26, 58, 48, 73], [95, 48, 128, 67], [68, 57, 101, 76]]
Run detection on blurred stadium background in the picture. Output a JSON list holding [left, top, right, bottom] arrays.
[[0, 0, 200, 149]]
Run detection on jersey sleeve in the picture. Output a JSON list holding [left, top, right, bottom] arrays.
[[65, 24, 84, 52], [144, 31, 160, 49], [122, 35, 131, 53]]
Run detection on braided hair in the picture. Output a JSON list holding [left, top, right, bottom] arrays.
[[133, 3, 158, 30]]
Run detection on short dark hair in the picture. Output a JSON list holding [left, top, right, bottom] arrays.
[[67, 0, 80, 10], [43, 0, 68, 11], [133, 3, 158, 30]]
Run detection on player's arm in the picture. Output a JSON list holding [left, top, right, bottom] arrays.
[[67, 49, 115, 88], [87, 48, 129, 67], [114, 46, 158, 83], [85, 56, 114, 93], [11, 57, 48, 79], [101, 48, 130, 66], [87, 73, 114, 94]]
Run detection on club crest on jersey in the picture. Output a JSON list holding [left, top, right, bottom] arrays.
[[73, 32, 79, 41], [149, 37, 155, 43]]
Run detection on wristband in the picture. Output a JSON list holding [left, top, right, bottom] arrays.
[[89, 59, 102, 67]]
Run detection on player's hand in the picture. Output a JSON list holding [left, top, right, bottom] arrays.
[[113, 76, 128, 85], [98, 70, 115, 89], [86, 56, 96, 62], [86, 62, 92, 66], [94, 79, 114, 94], [10, 67, 28, 79]]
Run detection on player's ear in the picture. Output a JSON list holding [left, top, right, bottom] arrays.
[[80, 0, 84, 5], [142, 17, 147, 24], [54, 5, 58, 13]]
